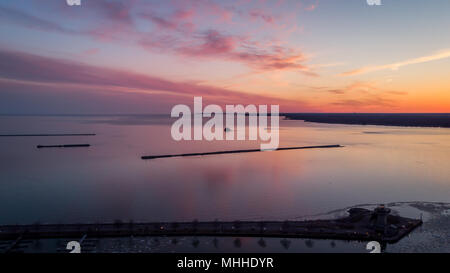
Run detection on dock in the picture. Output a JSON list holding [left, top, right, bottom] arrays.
[[0, 207, 421, 245], [141, 145, 342, 160]]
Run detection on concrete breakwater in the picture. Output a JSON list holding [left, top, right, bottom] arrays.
[[0, 134, 96, 137], [141, 145, 342, 160], [37, 144, 91, 148]]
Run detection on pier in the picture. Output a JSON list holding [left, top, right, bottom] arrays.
[[0, 208, 421, 246], [141, 145, 342, 160]]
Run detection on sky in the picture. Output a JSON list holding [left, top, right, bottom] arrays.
[[0, 0, 449, 114]]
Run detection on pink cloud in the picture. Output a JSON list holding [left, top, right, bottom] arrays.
[[82, 48, 100, 56], [2, 1, 316, 75], [177, 30, 237, 56], [141, 29, 316, 76], [305, 4, 316, 11], [139, 9, 196, 33], [88, 0, 134, 25], [249, 9, 275, 24], [0, 49, 313, 112]]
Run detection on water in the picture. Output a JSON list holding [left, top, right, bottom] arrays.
[[0, 115, 449, 225]]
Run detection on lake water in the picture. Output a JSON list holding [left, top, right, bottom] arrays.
[[0, 115, 449, 225]]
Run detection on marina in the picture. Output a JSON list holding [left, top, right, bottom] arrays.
[[0, 207, 422, 252]]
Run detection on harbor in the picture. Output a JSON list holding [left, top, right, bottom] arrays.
[[0, 206, 422, 253]]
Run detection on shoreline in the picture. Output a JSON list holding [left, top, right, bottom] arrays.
[[283, 113, 450, 128], [1, 202, 447, 253]]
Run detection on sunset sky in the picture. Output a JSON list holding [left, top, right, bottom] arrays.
[[0, 0, 449, 114]]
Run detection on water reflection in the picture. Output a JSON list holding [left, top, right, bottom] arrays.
[[0, 115, 449, 226], [280, 239, 291, 249], [192, 238, 200, 248], [233, 238, 241, 248], [11, 236, 369, 253], [258, 238, 266, 248], [305, 240, 314, 248]]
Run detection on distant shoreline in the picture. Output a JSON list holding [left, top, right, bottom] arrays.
[[283, 113, 450, 128], [1, 113, 450, 128]]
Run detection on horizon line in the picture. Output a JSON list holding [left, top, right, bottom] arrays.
[[1, 113, 450, 116]]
